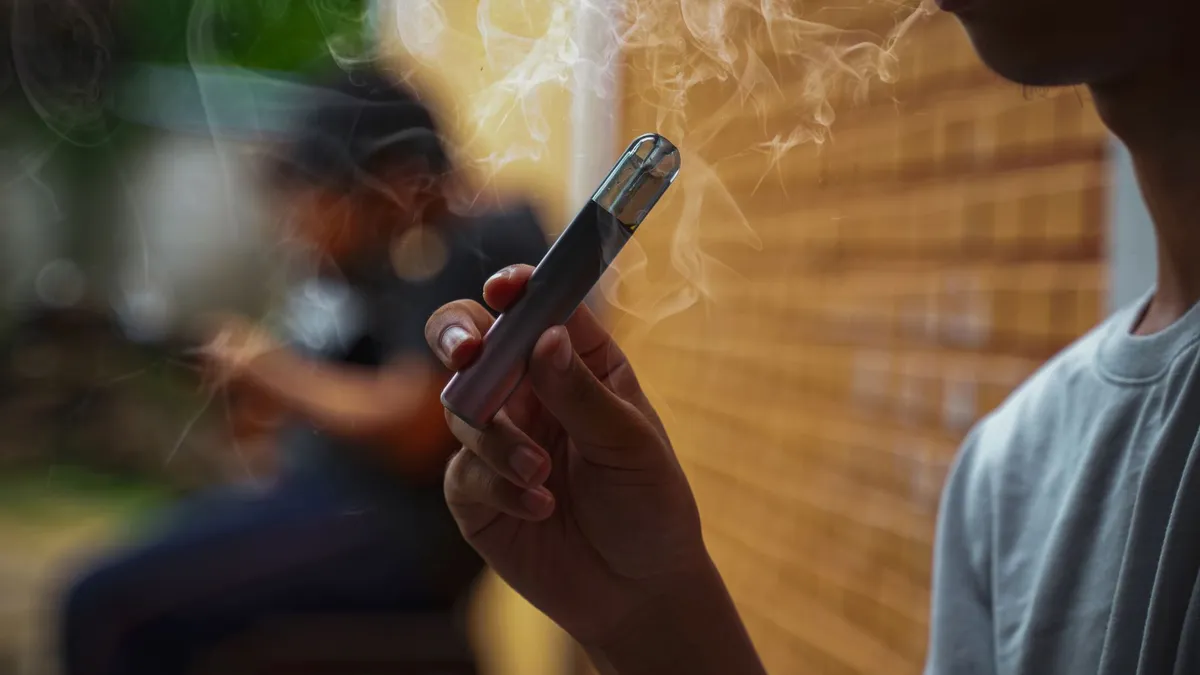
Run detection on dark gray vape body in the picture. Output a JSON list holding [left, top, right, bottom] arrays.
[[441, 133, 681, 429]]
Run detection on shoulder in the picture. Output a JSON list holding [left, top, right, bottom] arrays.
[[951, 305, 1130, 491], [452, 202, 549, 266]]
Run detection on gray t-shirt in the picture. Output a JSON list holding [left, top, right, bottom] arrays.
[[926, 293, 1200, 674]]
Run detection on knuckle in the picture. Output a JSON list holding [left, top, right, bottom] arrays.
[[476, 432, 501, 465], [610, 400, 659, 446], [463, 453, 500, 496], [606, 360, 642, 397], [445, 449, 501, 505], [478, 426, 515, 461], [443, 449, 472, 501], [562, 360, 595, 401]]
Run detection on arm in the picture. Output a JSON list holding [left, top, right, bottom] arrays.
[[587, 558, 767, 675], [924, 428, 997, 675], [234, 346, 455, 473]]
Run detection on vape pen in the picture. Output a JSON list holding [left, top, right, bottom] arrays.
[[441, 133, 681, 429]]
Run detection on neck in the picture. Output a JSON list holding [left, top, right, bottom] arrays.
[[1091, 55, 1200, 334]]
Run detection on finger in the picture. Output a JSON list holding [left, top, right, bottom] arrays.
[[425, 299, 494, 369], [502, 376, 540, 431], [446, 411, 552, 489], [444, 447, 555, 530], [482, 265, 632, 384], [482, 265, 534, 312], [527, 326, 656, 468], [551, 304, 659, 426]]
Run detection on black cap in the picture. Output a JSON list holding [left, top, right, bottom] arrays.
[[273, 65, 450, 190]]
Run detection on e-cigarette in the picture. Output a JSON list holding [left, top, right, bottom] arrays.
[[441, 133, 681, 429]]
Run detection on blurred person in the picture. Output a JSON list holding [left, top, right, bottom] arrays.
[[420, 1, 1200, 674], [58, 64, 549, 675]]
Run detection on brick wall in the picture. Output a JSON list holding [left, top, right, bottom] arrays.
[[612, 5, 1108, 673]]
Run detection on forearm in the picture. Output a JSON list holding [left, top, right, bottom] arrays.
[[588, 558, 767, 675], [237, 349, 429, 437]]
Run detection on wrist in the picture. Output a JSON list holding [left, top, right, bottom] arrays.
[[589, 556, 765, 675]]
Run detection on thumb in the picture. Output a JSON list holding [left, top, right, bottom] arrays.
[[528, 326, 654, 468]]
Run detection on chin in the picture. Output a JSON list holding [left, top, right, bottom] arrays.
[[966, 33, 1082, 86], [979, 56, 1091, 88], [958, 21, 1136, 88]]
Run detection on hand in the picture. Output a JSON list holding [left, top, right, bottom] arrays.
[[425, 265, 714, 649], [196, 314, 281, 391]]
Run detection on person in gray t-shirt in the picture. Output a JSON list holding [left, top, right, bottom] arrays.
[[922, 2, 1200, 674], [403, 3, 1200, 675], [927, 293, 1200, 675]]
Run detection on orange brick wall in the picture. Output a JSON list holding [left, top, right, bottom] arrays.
[[611, 6, 1108, 673]]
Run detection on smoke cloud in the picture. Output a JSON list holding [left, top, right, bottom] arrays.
[[390, 0, 934, 328]]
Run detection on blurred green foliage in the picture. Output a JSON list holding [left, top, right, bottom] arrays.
[[0, 0, 371, 309], [0, 0, 369, 144], [0, 464, 170, 523], [118, 0, 371, 73]]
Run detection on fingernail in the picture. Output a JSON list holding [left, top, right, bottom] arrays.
[[553, 331, 572, 372], [509, 446, 544, 484], [439, 326, 471, 356], [521, 487, 554, 516], [487, 267, 512, 285]]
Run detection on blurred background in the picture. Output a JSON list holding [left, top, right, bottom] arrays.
[[0, 0, 1152, 674]]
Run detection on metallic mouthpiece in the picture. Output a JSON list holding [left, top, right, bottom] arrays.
[[592, 134, 681, 229]]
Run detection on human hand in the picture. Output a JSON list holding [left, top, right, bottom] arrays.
[[195, 314, 281, 391], [425, 265, 716, 649]]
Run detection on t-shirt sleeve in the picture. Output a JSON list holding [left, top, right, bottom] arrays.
[[924, 423, 998, 675]]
